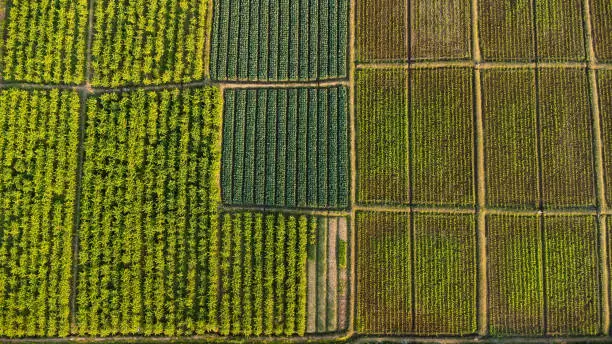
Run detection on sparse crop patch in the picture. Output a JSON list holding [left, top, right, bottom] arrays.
[[479, 0, 535, 60]]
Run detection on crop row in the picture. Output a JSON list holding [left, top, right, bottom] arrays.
[[356, 67, 474, 207], [356, 67, 601, 209], [0, 89, 80, 337], [76, 88, 222, 336], [356, 211, 476, 335], [221, 86, 349, 209], [356, 0, 612, 62], [0, 0, 210, 85], [210, 0, 348, 81]]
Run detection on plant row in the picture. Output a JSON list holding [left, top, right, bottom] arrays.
[[221, 86, 349, 209], [0, 89, 80, 337], [210, 0, 348, 81]]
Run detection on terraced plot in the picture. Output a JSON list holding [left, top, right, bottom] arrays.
[[356, 68, 409, 205], [479, 0, 535, 60], [210, 0, 348, 81], [600, 71, 612, 206], [482, 69, 538, 208], [0, 89, 80, 337], [76, 88, 222, 336], [1, 0, 88, 84], [539, 68, 595, 209], [487, 215, 543, 335], [90, 0, 211, 87], [221, 87, 349, 209], [544, 215, 601, 335], [411, 68, 474, 206]]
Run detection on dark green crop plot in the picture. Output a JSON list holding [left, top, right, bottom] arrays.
[[356, 0, 408, 62], [410, 0, 471, 59], [221, 87, 349, 209], [356, 68, 409, 205], [411, 68, 474, 206], [536, 0, 585, 60], [479, 0, 535, 60], [413, 213, 476, 335], [210, 0, 348, 81], [90, 0, 211, 87], [0, 89, 79, 337], [600, 71, 612, 206], [1, 0, 88, 84], [544, 216, 601, 335], [591, 0, 612, 61], [482, 69, 538, 208], [77, 87, 222, 336], [487, 215, 543, 336], [356, 211, 412, 334], [539, 68, 595, 209]]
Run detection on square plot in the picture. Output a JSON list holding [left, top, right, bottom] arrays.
[[592, 0, 612, 61], [411, 0, 471, 59], [482, 69, 539, 208], [356, 0, 408, 62], [544, 216, 601, 335], [77, 88, 222, 335], [356, 68, 409, 205], [1, 0, 88, 83], [536, 0, 585, 60], [479, 0, 535, 60], [356, 211, 412, 334], [0, 89, 80, 337], [221, 87, 349, 209], [539, 69, 596, 209], [90, 0, 210, 87], [211, 0, 348, 81], [487, 215, 543, 335], [599, 71, 612, 206], [411, 68, 474, 206], [413, 213, 477, 335]]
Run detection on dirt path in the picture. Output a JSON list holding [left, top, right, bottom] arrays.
[[337, 217, 349, 330], [327, 218, 338, 331]]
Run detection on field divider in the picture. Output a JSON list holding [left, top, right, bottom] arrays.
[[347, 0, 357, 335], [583, 0, 610, 333], [356, 61, 612, 70]]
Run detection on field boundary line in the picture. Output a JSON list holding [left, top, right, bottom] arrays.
[[348, 0, 357, 335], [355, 61, 612, 70], [583, 0, 610, 333], [471, 0, 487, 334]]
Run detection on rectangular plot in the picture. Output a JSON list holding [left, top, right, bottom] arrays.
[[0, 90, 80, 337], [356, 69, 409, 205], [599, 71, 612, 206], [479, 0, 535, 60], [411, 0, 471, 59], [592, 0, 612, 61], [539, 69, 595, 208], [544, 216, 601, 335], [356, 211, 412, 334], [487, 215, 543, 335], [413, 213, 476, 335], [222, 87, 349, 209], [536, 0, 585, 60], [411, 68, 474, 206], [211, 0, 348, 81], [482, 69, 538, 208], [356, 0, 408, 62]]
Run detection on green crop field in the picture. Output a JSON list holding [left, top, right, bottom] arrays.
[[221, 87, 349, 209], [2, 0, 612, 343]]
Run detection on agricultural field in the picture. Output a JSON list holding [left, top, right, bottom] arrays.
[[2, 0, 612, 343], [0, 89, 80, 337], [90, 0, 211, 87], [210, 0, 348, 81], [221, 87, 349, 209]]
